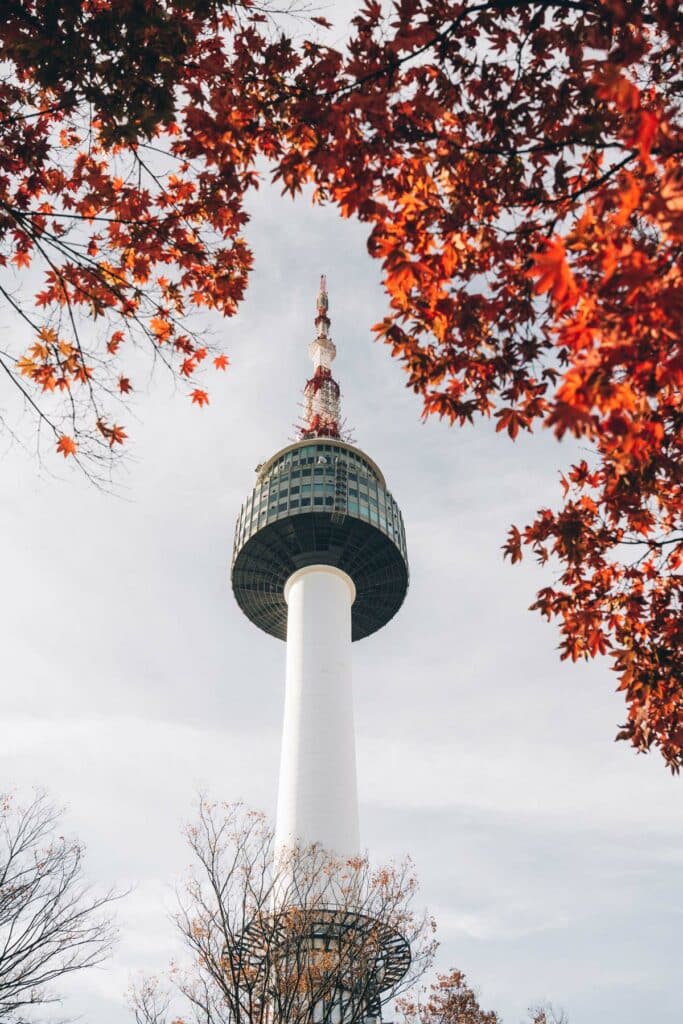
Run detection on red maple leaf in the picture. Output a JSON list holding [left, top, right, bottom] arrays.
[[56, 435, 77, 458], [190, 389, 209, 407]]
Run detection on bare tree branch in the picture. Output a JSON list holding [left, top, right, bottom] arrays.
[[141, 800, 436, 1024], [0, 791, 120, 1023]]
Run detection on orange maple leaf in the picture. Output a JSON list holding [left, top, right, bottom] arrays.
[[16, 356, 37, 377], [118, 376, 132, 394], [633, 110, 658, 162], [494, 407, 526, 440], [502, 525, 522, 564], [73, 364, 93, 384], [191, 388, 210, 407], [96, 419, 128, 446], [527, 237, 578, 307], [28, 342, 49, 360], [56, 435, 77, 458], [109, 424, 127, 447], [13, 250, 31, 269], [107, 331, 125, 354], [213, 354, 229, 370], [150, 316, 172, 342]]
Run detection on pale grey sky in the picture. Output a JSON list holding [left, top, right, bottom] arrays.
[[1, 171, 682, 1024]]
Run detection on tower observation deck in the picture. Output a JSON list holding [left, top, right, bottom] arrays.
[[232, 283, 409, 643], [230, 277, 410, 1023], [232, 437, 408, 642]]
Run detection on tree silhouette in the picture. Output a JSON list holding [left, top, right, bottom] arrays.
[[0, 791, 118, 1021]]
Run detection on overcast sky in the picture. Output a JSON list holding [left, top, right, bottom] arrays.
[[1, 157, 682, 1023]]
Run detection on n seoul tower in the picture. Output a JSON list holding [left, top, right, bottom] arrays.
[[231, 279, 410, 1019]]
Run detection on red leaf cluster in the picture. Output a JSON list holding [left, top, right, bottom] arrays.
[[265, 1, 682, 769]]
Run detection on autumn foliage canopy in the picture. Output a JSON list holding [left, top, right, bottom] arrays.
[[1, 1, 681, 766]]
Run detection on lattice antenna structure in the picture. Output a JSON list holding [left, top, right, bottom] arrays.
[[300, 275, 344, 441]]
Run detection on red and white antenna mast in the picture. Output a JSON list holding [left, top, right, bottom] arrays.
[[300, 275, 342, 440]]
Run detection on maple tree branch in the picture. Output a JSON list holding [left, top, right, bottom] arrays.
[[0, 99, 69, 128], [2, 201, 196, 374], [0, 350, 58, 437], [1, 207, 182, 226], [543, 151, 637, 236], [0, 280, 42, 334], [315, 0, 608, 107], [556, 152, 636, 206], [620, 535, 682, 548]]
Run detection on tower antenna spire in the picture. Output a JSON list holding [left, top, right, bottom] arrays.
[[301, 274, 341, 439], [316, 273, 329, 330]]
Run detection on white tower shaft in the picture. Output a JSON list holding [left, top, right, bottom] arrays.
[[275, 565, 360, 859]]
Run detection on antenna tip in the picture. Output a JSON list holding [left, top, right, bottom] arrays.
[[316, 275, 329, 316]]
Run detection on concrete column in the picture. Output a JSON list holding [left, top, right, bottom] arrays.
[[275, 564, 360, 860]]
